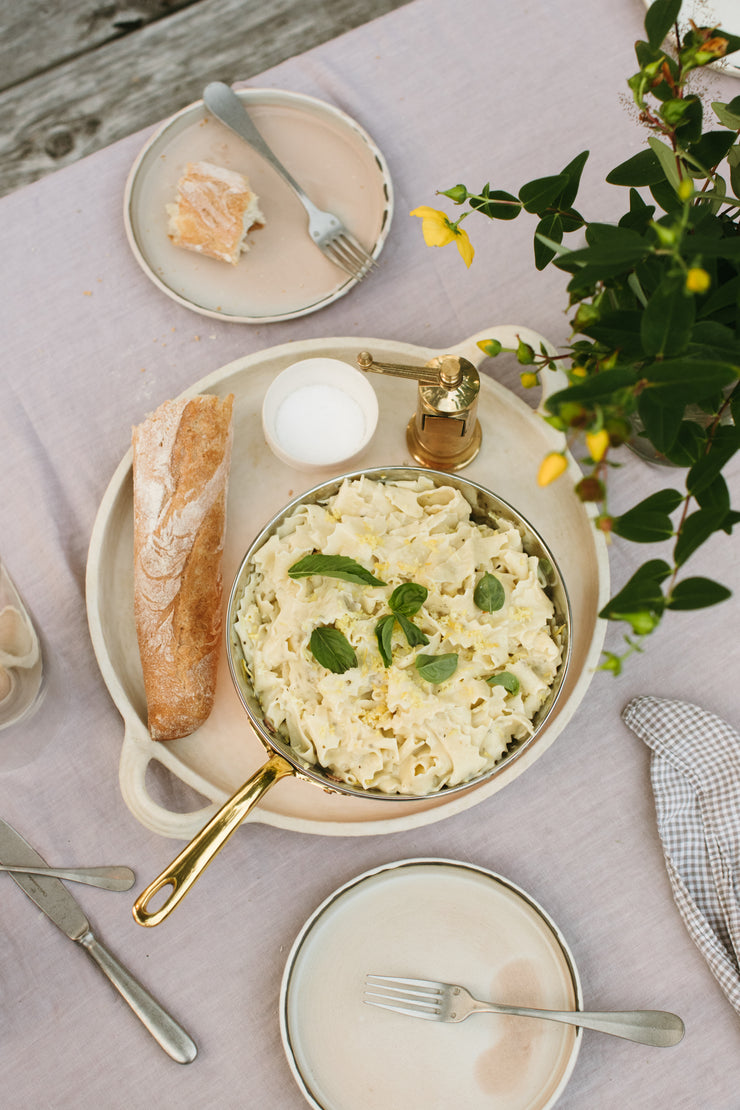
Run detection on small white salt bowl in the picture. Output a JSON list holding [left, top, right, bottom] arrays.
[[262, 357, 379, 472]]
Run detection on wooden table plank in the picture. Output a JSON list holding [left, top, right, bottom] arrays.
[[0, 0, 412, 197], [0, 1, 200, 91]]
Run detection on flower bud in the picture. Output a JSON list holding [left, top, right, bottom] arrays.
[[520, 371, 538, 389], [685, 267, 710, 294], [439, 184, 468, 204], [586, 428, 610, 462], [575, 476, 605, 502], [677, 178, 693, 202], [516, 339, 536, 365], [477, 338, 502, 357], [537, 452, 568, 487]]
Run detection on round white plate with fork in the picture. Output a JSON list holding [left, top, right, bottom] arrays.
[[124, 88, 393, 322], [280, 858, 582, 1110]]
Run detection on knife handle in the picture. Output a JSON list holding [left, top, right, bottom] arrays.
[[77, 928, 197, 1063]]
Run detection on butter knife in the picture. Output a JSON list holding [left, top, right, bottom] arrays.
[[0, 817, 197, 1063]]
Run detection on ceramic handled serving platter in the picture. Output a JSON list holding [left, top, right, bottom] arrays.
[[85, 326, 609, 840]]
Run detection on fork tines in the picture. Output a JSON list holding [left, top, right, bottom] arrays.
[[364, 974, 443, 1018], [324, 233, 376, 280]]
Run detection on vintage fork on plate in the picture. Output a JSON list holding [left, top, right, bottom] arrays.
[[363, 976, 685, 1047], [202, 82, 377, 282]]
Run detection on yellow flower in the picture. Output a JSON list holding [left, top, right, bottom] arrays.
[[586, 429, 610, 462], [410, 206, 474, 267], [686, 267, 711, 294], [537, 452, 568, 487], [520, 372, 538, 389]]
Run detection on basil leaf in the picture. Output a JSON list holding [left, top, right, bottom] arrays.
[[486, 671, 520, 694], [396, 613, 430, 649], [415, 653, 458, 683], [308, 627, 357, 673], [388, 582, 428, 616], [474, 573, 506, 612], [288, 553, 386, 586], [375, 614, 396, 668]]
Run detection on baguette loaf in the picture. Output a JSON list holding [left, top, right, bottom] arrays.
[[132, 393, 234, 740]]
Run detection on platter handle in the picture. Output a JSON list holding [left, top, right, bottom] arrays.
[[450, 325, 567, 409], [119, 727, 223, 841]]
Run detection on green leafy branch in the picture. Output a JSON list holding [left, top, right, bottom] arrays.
[[413, 0, 740, 669]]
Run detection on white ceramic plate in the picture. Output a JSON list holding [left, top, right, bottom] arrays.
[[280, 859, 582, 1110], [124, 88, 393, 321], [643, 0, 740, 76], [85, 327, 610, 840]]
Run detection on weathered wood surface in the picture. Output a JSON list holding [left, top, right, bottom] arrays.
[[0, 0, 412, 198]]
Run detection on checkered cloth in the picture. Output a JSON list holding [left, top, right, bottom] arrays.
[[623, 695, 740, 1015]]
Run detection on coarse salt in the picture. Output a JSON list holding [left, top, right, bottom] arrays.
[[275, 384, 366, 464]]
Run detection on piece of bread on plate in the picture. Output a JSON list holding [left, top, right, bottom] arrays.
[[132, 393, 234, 740], [167, 160, 264, 264]]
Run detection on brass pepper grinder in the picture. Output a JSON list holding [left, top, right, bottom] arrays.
[[356, 350, 481, 470]]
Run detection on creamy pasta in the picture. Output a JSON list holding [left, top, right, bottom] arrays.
[[235, 476, 563, 795]]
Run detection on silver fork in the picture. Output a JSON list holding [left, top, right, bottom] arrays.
[[202, 82, 377, 281], [364, 976, 685, 1047]]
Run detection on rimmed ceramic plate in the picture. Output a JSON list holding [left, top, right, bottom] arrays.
[[123, 88, 393, 321], [280, 859, 582, 1110], [85, 327, 610, 841]]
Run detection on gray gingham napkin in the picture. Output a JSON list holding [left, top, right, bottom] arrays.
[[622, 695, 740, 1015]]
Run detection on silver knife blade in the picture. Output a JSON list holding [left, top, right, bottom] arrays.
[[0, 816, 197, 1063], [0, 817, 89, 936]]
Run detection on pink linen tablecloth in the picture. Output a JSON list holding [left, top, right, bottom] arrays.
[[1, 0, 739, 1106]]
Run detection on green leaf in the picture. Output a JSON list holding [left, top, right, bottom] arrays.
[[687, 425, 740, 495], [546, 368, 638, 408], [636, 391, 684, 453], [518, 174, 568, 215], [563, 225, 648, 275], [674, 95, 703, 146], [375, 613, 396, 668], [712, 100, 740, 130], [662, 419, 709, 465], [619, 188, 657, 234], [673, 506, 729, 565], [644, 0, 682, 49], [667, 577, 732, 610], [534, 213, 563, 270], [599, 559, 671, 629], [396, 613, 429, 649], [558, 150, 590, 207], [583, 320, 645, 359], [612, 489, 683, 542], [469, 187, 521, 220], [607, 149, 664, 187], [474, 572, 506, 612], [640, 274, 695, 357], [695, 473, 730, 513], [415, 653, 459, 683], [309, 627, 357, 673], [388, 582, 428, 616], [686, 130, 738, 171], [650, 178, 682, 213], [288, 553, 386, 586], [729, 145, 740, 202], [486, 671, 520, 694], [643, 359, 738, 399], [647, 136, 681, 191]]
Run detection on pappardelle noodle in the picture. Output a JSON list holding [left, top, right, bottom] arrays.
[[235, 476, 563, 795]]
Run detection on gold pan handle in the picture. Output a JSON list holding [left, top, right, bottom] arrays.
[[132, 752, 294, 926]]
